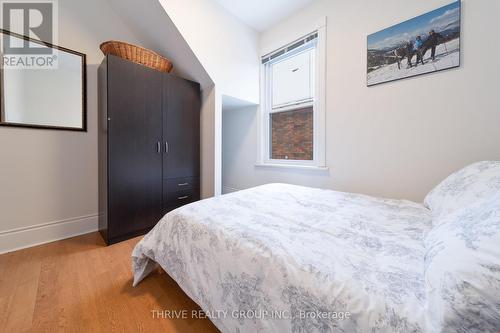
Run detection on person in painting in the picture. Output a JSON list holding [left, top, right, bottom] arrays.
[[393, 40, 415, 70], [427, 29, 444, 61], [414, 36, 425, 66], [405, 41, 414, 68]]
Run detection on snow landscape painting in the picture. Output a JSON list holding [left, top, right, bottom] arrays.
[[367, 1, 461, 86]]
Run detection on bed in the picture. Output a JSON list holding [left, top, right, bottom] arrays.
[[132, 161, 500, 333]]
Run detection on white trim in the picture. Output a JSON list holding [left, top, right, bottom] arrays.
[[261, 31, 318, 63], [257, 17, 327, 168], [214, 89, 223, 196], [0, 214, 99, 254], [271, 99, 314, 112], [314, 20, 327, 167], [257, 65, 266, 165], [255, 163, 329, 171]]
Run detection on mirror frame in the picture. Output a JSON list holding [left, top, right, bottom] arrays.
[[0, 29, 87, 132]]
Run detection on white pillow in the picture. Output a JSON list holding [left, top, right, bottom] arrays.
[[424, 192, 500, 332], [424, 161, 500, 223]]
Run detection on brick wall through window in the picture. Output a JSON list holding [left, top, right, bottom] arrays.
[[271, 107, 313, 160]]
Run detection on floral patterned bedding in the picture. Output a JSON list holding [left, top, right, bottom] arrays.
[[132, 183, 433, 332]]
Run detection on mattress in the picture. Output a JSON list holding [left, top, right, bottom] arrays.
[[132, 183, 433, 332]]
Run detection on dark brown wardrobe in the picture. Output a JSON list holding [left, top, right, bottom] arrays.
[[98, 55, 200, 245]]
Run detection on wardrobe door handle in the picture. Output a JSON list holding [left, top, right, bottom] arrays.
[[178, 182, 189, 187], [178, 195, 189, 200], [164, 141, 169, 154], [157, 142, 161, 154]]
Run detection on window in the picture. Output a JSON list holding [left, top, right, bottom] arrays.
[[259, 23, 326, 169]]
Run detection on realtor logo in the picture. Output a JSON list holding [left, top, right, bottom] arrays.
[[2, 1, 53, 54], [1, 0, 58, 68]]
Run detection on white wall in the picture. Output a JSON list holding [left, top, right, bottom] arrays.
[[158, 0, 260, 104], [222, 106, 258, 194], [223, 0, 500, 202]]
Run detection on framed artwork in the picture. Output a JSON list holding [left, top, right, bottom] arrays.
[[367, 1, 461, 86]]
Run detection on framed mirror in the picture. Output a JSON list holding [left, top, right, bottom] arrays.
[[0, 29, 86, 131]]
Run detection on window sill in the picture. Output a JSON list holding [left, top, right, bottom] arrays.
[[254, 163, 329, 171]]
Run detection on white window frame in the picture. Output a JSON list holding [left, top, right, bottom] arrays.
[[257, 18, 327, 169]]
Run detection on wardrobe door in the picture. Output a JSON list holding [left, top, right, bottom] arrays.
[[107, 55, 163, 241], [162, 75, 200, 179]]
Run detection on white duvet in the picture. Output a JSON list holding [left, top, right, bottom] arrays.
[[132, 183, 433, 332]]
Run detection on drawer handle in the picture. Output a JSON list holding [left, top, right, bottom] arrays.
[[177, 195, 189, 200], [178, 182, 189, 186]]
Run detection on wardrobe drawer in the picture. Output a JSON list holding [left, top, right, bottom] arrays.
[[163, 177, 200, 211], [165, 177, 199, 190]]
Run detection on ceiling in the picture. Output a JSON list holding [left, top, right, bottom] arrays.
[[214, 0, 314, 32], [222, 94, 258, 111]]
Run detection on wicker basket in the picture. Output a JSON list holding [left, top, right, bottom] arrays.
[[100, 41, 173, 73]]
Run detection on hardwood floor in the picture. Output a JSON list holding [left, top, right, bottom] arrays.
[[0, 232, 220, 333]]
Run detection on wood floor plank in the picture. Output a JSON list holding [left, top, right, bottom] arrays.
[[0, 251, 19, 328], [1, 246, 43, 332], [0, 232, 219, 333]]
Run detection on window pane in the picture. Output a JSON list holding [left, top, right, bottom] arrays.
[[272, 49, 314, 108], [270, 107, 313, 160]]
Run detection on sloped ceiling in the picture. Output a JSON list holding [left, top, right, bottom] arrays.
[[105, 0, 213, 89]]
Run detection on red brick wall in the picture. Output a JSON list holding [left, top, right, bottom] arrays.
[[271, 107, 313, 160]]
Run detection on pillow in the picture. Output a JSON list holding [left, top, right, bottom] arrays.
[[424, 161, 500, 223], [424, 192, 500, 332]]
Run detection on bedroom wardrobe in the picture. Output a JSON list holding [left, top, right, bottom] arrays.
[[98, 55, 200, 245]]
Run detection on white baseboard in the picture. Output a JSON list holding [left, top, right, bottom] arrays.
[[222, 185, 241, 194], [0, 214, 99, 255]]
